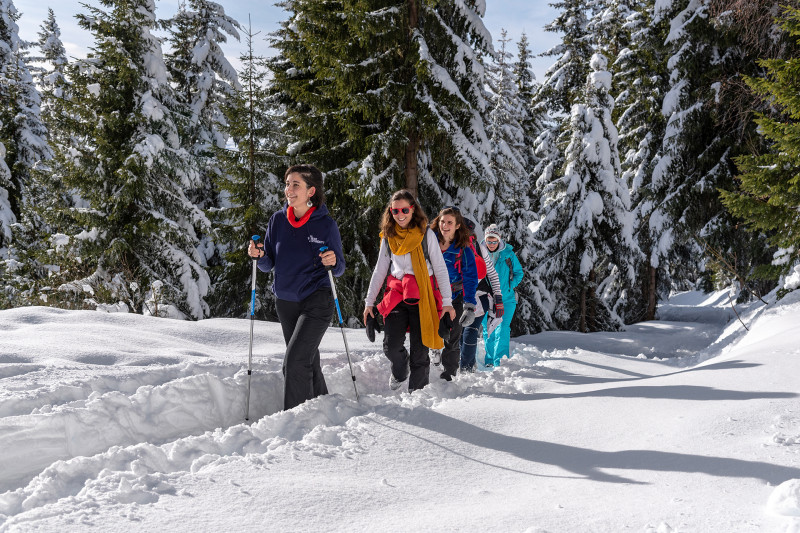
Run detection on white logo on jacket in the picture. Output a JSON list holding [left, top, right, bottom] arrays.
[[308, 235, 324, 245]]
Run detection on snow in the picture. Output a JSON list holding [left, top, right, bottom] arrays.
[[0, 289, 799, 532]]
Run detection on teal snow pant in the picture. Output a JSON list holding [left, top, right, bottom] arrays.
[[482, 298, 516, 366]]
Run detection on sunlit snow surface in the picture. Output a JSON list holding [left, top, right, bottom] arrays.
[[1, 290, 799, 532]]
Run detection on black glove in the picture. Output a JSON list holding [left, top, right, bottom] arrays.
[[438, 312, 453, 340], [459, 303, 476, 327], [493, 294, 504, 318], [366, 313, 382, 342]]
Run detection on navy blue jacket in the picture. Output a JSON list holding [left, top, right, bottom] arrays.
[[257, 204, 345, 302]]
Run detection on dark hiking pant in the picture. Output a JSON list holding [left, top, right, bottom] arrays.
[[441, 295, 464, 379], [275, 288, 333, 410], [383, 301, 430, 391], [460, 293, 490, 371]]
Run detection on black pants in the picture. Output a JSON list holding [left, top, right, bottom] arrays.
[[441, 295, 464, 378], [275, 288, 333, 410], [383, 301, 429, 391]]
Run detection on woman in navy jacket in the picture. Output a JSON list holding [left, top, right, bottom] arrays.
[[248, 164, 345, 411]]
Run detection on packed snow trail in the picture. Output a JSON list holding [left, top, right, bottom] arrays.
[[0, 291, 798, 532]]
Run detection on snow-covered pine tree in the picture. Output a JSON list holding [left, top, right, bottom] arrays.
[[269, 0, 495, 320], [527, 0, 595, 331], [482, 29, 539, 334], [165, 0, 241, 269], [35, 9, 70, 142], [209, 22, 285, 319], [45, 0, 211, 319], [720, 5, 800, 291], [612, 0, 673, 321], [532, 54, 639, 332], [0, 0, 53, 307], [513, 31, 542, 180], [539, 0, 594, 118], [652, 0, 774, 300], [534, 0, 594, 215]]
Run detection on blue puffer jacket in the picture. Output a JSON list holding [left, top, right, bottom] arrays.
[[439, 237, 478, 306], [486, 241, 523, 302], [257, 204, 345, 302]]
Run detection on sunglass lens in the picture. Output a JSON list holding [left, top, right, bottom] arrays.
[[391, 207, 411, 215]]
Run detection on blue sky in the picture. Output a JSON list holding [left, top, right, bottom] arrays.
[[13, 0, 559, 81]]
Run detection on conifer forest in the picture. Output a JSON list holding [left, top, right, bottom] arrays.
[[1, 0, 799, 333]]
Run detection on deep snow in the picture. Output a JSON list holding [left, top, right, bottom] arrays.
[[0, 289, 799, 532]]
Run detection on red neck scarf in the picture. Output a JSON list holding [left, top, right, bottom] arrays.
[[287, 205, 316, 228]]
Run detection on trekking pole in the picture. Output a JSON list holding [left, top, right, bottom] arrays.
[[320, 246, 359, 401], [245, 235, 261, 421]]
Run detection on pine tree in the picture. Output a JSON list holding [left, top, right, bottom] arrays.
[[0, 0, 53, 307], [532, 54, 639, 332], [44, 0, 211, 319], [209, 22, 285, 319], [513, 32, 541, 179], [165, 0, 241, 215], [481, 30, 539, 334], [269, 0, 495, 319], [720, 5, 800, 286], [652, 0, 775, 300], [612, 0, 672, 321]]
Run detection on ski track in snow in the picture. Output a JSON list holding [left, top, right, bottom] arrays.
[[0, 294, 798, 531]]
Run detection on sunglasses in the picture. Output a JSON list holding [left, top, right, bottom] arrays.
[[391, 207, 412, 215], [486, 239, 500, 245], [443, 205, 461, 213]]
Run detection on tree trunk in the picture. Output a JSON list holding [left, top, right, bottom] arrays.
[[579, 283, 587, 333], [405, 130, 419, 197], [588, 269, 596, 332], [404, 0, 419, 198], [646, 265, 657, 321]]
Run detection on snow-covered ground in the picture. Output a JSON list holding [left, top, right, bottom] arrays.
[[0, 289, 799, 532]]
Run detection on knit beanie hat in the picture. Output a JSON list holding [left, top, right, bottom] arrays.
[[484, 224, 502, 241]]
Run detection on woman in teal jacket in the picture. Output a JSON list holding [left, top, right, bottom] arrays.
[[482, 224, 524, 367]]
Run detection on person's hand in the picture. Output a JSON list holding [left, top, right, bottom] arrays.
[[363, 306, 374, 325], [248, 239, 264, 258], [493, 294, 504, 318], [320, 249, 337, 268], [459, 303, 476, 327], [440, 305, 456, 321]]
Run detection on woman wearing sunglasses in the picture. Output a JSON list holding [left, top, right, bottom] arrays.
[[430, 206, 480, 381], [363, 190, 455, 392], [482, 224, 524, 367], [247, 164, 344, 411]]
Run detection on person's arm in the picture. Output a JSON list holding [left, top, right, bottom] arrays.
[[364, 239, 392, 306], [481, 243, 503, 296], [427, 229, 452, 307]]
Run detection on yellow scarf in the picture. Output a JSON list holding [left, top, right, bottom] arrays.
[[384, 225, 443, 350]]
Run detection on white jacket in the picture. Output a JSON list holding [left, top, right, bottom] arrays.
[[364, 228, 453, 308]]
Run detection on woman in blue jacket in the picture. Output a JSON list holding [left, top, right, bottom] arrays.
[[430, 206, 479, 381], [248, 164, 345, 411], [482, 224, 523, 367]]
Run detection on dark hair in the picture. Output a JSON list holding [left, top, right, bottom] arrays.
[[431, 206, 470, 248], [285, 164, 325, 207], [381, 189, 428, 238]]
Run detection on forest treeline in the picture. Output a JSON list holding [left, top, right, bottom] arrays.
[[1, 0, 798, 333]]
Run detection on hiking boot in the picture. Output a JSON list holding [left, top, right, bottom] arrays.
[[389, 373, 407, 390], [484, 361, 494, 368], [430, 349, 442, 366]]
